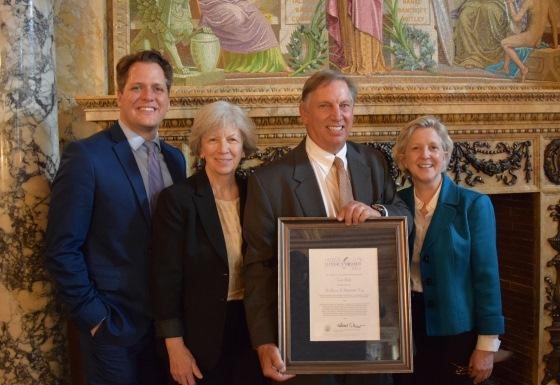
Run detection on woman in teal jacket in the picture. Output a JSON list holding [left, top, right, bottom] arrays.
[[392, 116, 504, 385]]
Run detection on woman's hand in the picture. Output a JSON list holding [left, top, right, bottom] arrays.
[[469, 349, 494, 384], [165, 337, 203, 385]]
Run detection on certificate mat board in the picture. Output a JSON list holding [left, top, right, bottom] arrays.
[[278, 217, 412, 374]]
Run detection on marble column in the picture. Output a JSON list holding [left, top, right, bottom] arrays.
[[0, 1, 67, 384]]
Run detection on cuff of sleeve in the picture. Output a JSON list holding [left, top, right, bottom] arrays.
[[75, 298, 110, 334], [155, 318, 184, 338], [476, 335, 501, 352]]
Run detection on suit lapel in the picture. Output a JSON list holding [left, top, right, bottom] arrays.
[[292, 142, 326, 217], [110, 125, 151, 224], [161, 141, 186, 182], [193, 172, 228, 263], [400, 188, 416, 255], [347, 145, 373, 204], [421, 175, 458, 251], [237, 176, 248, 256]]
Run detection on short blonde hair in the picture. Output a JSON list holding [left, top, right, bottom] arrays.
[[392, 115, 453, 174], [189, 101, 258, 161]]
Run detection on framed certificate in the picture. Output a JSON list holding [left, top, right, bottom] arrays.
[[278, 217, 412, 374]]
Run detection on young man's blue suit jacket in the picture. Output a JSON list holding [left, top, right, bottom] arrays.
[[46, 123, 186, 345], [398, 174, 504, 337]]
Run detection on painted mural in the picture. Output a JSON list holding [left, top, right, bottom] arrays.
[[125, 0, 560, 84]]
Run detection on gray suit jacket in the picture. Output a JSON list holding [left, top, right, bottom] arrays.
[[243, 139, 411, 348]]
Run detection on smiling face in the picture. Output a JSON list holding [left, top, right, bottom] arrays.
[[299, 80, 354, 154], [117, 62, 170, 140], [401, 127, 448, 188], [200, 124, 244, 180]]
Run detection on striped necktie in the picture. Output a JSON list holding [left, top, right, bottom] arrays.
[[144, 141, 165, 214]]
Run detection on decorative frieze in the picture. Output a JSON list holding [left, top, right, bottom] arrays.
[[544, 201, 560, 385], [451, 141, 533, 187], [545, 140, 560, 185]]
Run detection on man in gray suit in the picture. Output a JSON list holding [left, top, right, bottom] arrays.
[[243, 69, 412, 384]]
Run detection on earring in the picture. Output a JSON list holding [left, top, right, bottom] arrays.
[[196, 157, 205, 171]]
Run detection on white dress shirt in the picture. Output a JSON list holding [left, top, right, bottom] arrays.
[[305, 136, 349, 218]]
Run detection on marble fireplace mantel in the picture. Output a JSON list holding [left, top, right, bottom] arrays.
[[77, 77, 560, 385]]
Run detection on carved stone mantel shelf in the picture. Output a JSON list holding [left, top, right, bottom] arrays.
[[77, 78, 560, 384], [77, 79, 560, 187], [77, 80, 560, 186], [77, 78, 560, 119]]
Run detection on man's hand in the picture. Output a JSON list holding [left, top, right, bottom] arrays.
[[165, 337, 203, 385], [337, 200, 381, 225], [256, 343, 295, 382], [469, 349, 494, 384]]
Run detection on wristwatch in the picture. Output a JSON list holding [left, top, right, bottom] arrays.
[[371, 204, 388, 217]]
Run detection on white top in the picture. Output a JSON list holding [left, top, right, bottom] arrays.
[[215, 197, 244, 301], [411, 183, 442, 293]]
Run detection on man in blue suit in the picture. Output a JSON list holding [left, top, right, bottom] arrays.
[[45, 50, 186, 385]]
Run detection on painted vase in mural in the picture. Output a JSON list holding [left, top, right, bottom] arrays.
[[190, 27, 220, 73]]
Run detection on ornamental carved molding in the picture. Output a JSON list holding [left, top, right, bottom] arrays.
[[230, 140, 532, 190], [76, 80, 560, 115], [450, 141, 533, 187], [545, 140, 560, 185], [543, 201, 560, 385], [76, 82, 547, 190]]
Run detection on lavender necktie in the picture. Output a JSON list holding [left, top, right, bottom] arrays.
[[144, 141, 165, 214]]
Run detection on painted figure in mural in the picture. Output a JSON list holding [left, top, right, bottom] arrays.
[[501, 0, 558, 82], [327, 0, 386, 74], [132, 0, 194, 74], [452, 0, 510, 69], [45, 50, 187, 385], [197, 0, 288, 72]]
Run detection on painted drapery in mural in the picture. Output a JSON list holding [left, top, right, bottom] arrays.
[[125, 0, 560, 83]]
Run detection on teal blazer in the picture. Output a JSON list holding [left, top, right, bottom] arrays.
[[398, 174, 504, 336]]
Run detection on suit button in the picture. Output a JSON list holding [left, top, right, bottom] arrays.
[[424, 278, 432, 286], [422, 255, 430, 263]]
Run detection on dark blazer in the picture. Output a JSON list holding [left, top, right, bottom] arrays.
[[398, 174, 504, 336], [151, 170, 247, 371], [243, 139, 412, 347], [45, 123, 186, 345]]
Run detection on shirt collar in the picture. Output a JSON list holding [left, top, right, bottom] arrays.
[[413, 178, 443, 214], [305, 136, 348, 172], [119, 120, 161, 151]]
